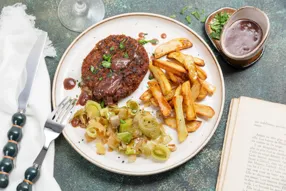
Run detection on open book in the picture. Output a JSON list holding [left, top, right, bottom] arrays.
[[216, 97, 286, 191]]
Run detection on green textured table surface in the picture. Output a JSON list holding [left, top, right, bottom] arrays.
[[1, 0, 286, 190]]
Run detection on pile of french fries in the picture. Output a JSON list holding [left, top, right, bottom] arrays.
[[140, 38, 216, 143]]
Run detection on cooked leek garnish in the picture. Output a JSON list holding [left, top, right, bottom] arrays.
[[71, 99, 174, 162], [86, 126, 97, 138], [151, 144, 170, 161], [85, 100, 101, 119], [96, 142, 106, 155], [117, 132, 132, 144], [127, 100, 139, 114], [119, 118, 133, 133]]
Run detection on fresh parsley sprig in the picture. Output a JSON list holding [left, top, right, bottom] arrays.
[[209, 12, 230, 40]]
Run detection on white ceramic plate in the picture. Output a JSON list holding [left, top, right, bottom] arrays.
[[52, 13, 225, 175]]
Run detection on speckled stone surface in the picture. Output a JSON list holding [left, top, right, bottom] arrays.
[[1, 0, 286, 190]]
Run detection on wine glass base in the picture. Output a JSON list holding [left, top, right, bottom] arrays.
[[58, 0, 105, 33]]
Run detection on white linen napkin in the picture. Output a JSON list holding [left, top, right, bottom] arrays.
[[0, 3, 61, 191]]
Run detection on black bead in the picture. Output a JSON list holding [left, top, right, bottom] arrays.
[[0, 158, 14, 173], [25, 167, 39, 182], [12, 112, 26, 126], [7, 126, 23, 141], [0, 173, 9, 188], [3, 142, 18, 157], [16, 181, 31, 191]]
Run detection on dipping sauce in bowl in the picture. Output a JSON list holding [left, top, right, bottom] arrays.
[[223, 19, 263, 56]]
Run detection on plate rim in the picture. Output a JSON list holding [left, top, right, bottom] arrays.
[[52, 12, 225, 176]]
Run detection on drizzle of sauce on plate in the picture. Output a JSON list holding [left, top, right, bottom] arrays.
[[78, 91, 90, 106], [161, 33, 167, 39], [71, 118, 80, 127], [63, 78, 76, 90], [138, 32, 146, 38], [223, 19, 263, 56]]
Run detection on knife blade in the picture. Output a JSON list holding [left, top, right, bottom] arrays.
[[0, 32, 47, 189], [18, 32, 47, 112]]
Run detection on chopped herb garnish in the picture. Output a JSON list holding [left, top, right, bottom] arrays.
[[191, 10, 200, 20], [209, 12, 230, 40], [110, 46, 114, 51], [100, 101, 105, 108], [119, 39, 126, 49], [138, 38, 158, 45], [180, 6, 189, 15], [99, 77, 103, 81], [86, 76, 91, 80], [77, 81, 81, 88], [76, 95, 79, 98], [120, 119, 126, 124], [90, 65, 99, 74], [108, 70, 113, 78], [149, 74, 154, 80], [103, 54, 112, 62], [102, 61, 111, 68], [201, 16, 207, 23], [90, 65, 95, 73], [185, 15, 192, 24], [201, 9, 205, 15], [124, 52, 129, 58], [170, 14, 176, 18]]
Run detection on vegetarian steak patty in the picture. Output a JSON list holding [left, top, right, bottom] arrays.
[[81, 35, 149, 105]]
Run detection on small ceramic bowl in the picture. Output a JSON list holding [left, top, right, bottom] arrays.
[[220, 6, 270, 67]]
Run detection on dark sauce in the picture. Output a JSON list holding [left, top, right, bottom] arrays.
[[77, 91, 90, 106], [161, 33, 167, 39], [71, 118, 80, 127], [63, 78, 76, 90], [138, 32, 146, 38], [224, 19, 263, 56]]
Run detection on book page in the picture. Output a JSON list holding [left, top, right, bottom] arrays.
[[216, 98, 240, 190], [222, 97, 286, 191]]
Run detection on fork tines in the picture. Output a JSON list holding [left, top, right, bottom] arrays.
[[51, 97, 77, 125]]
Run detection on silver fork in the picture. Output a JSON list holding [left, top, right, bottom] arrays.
[[16, 97, 76, 191]]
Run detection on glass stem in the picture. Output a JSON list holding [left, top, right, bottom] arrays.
[[74, 0, 88, 16]]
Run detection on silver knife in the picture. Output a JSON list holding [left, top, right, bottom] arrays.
[[0, 32, 47, 189]]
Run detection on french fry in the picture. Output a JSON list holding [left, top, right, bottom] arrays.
[[153, 59, 187, 76], [181, 81, 196, 120], [199, 79, 216, 95], [197, 87, 208, 101], [167, 52, 186, 64], [149, 63, 172, 95], [196, 65, 207, 80], [186, 120, 202, 132], [166, 71, 184, 84], [194, 57, 205, 66], [167, 52, 197, 82], [191, 79, 201, 101], [164, 88, 175, 101], [194, 103, 215, 118], [148, 80, 172, 117], [150, 98, 159, 107], [154, 38, 193, 58], [174, 85, 182, 96], [164, 117, 177, 129], [173, 96, 188, 142], [140, 89, 153, 101]]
